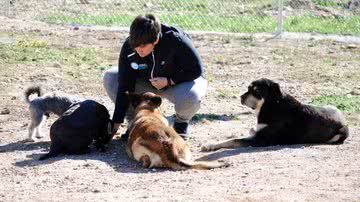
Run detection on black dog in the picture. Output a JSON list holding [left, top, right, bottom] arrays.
[[202, 78, 349, 151], [39, 100, 114, 160]]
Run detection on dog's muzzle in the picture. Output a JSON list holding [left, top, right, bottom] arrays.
[[240, 93, 247, 105], [241, 93, 259, 110]]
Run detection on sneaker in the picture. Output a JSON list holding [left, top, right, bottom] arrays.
[[173, 122, 189, 140]]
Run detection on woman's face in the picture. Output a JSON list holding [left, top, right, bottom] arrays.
[[134, 37, 159, 57], [134, 43, 156, 57]]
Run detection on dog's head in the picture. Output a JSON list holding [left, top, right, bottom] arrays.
[[128, 92, 162, 110], [241, 78, 282, 110], [95, 103, 114, 144]]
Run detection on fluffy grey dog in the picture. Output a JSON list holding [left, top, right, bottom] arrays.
[[24, 86, 83, 141]]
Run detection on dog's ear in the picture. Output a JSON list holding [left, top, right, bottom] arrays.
[[127, 92, 142, 108], [149, 95, 162, 107], [270, 82, 282, 99], [95, 103, 110, 120], [96, 103, 110, 116]]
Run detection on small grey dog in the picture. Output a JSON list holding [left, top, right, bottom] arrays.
[[24, 86, 83, 141]]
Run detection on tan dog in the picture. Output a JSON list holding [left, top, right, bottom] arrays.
[[125, 92, 227, 170]]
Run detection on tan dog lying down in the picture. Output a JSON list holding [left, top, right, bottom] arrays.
[[125, 92, 227, 170]]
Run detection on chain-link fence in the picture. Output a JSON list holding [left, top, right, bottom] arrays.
[[0, 0, 11, 16], [1, 0, 360, 35]]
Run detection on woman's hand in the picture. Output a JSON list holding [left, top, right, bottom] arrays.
[[149, 77, 169, 90]]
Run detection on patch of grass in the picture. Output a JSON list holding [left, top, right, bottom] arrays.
[[95, 65, 111, 71], [61, 48, 99, 66], [163, 14, 276, 33], [311, 95, 360, 113], [17, 39, 48, 48], [40, 14, 277, 33], [322, 57, 337, 65], [38, 11, 360, 35], [217, 89, 238, 99], [204, 72, 214, 83], [311, 0, 348, 7], [192, 113, 240, 122], [270, 49, 288, 64], [284, 15, 360, 35], [0, 38, 100, 66], [0, 39, 51, 64], [38, 14, 136, 27], [157, 0, 209, 13]]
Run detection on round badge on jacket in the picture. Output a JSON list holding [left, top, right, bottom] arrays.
[[131, 62, 148, 70], [131, 62, 139, 70]]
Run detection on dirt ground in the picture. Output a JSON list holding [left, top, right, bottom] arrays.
[[0, 16, 360, 201]]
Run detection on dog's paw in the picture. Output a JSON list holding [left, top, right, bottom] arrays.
[[94, 141, 106, 152], [25, 138, 36, 142], [218, 160, 231, 168], [35, 133, 44, 139], [200, 144, 217, 152]]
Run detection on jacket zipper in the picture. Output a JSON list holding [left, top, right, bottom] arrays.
[[151, 51, 155, 79]]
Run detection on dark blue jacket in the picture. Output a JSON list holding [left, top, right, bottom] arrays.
[[113, 24, 204, 123]]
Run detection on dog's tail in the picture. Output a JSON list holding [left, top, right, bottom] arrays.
[[24, 85, 43, 103], [327, 125, 349, 144], [168, 141, 229, 170], [176, 158, 230, 170], [153, 137, 229, 170]]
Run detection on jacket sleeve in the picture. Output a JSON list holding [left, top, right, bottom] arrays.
[[171, 35, 204, 84], [112, 41, 136, 124]]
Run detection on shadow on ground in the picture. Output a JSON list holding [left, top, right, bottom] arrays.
[[196, 144, 305, 161], [0, 139, 49, 153], [3, 138, 160, 174], [191, 111, 252, 124]]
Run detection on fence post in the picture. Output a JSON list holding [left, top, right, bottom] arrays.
[[0, 0, 9, 17], [1, 0, 15, 18], [275, 0, 283, 38]]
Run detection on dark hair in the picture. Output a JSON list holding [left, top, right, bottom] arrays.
[[129, 14, 161, 49]]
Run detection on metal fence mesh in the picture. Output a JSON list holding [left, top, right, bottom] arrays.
[[1, 0, 360, 35], [1, 0, 280, 33]]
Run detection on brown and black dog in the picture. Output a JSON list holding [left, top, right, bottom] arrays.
[[125, 92, 227, 170], [201, 78, 349, 152]]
